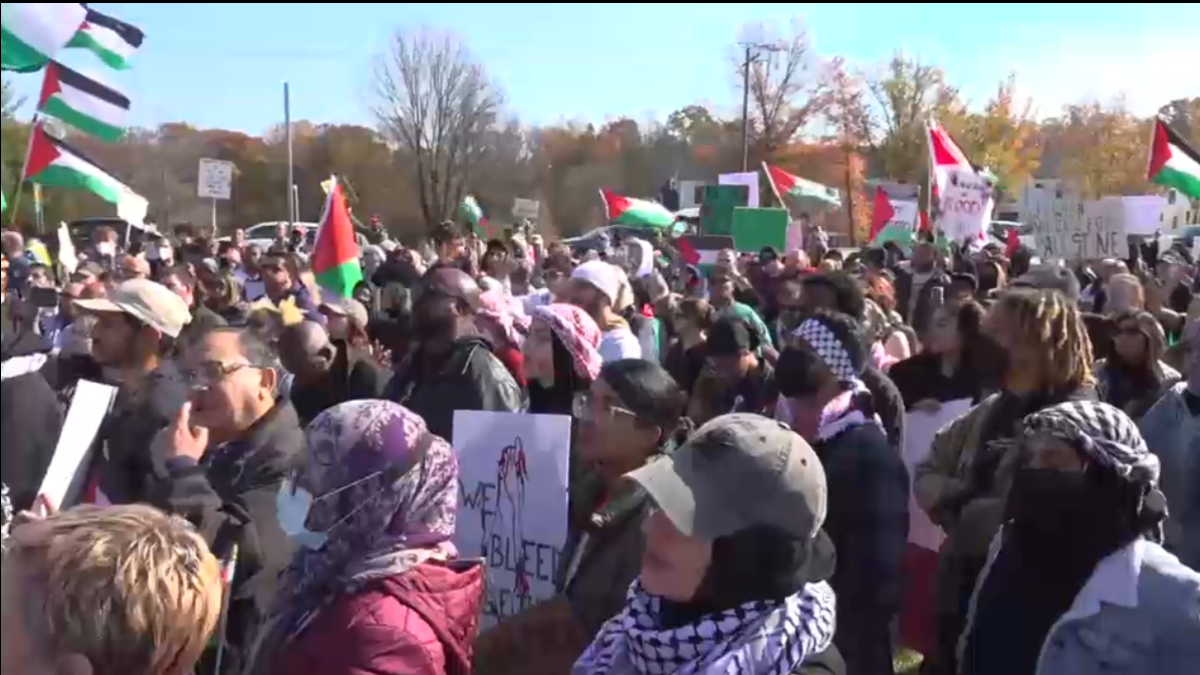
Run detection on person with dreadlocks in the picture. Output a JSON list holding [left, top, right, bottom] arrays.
[[959, 400, 1200, 675], [914, 287, 1099, 675]]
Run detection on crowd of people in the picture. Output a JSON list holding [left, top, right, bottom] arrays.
[[1, 216, 1198, 675]]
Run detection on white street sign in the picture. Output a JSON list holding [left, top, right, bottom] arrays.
[[197, 158, 234, 200]]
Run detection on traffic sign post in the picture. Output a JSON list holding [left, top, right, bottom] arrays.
[[198, 158, 234, 234]]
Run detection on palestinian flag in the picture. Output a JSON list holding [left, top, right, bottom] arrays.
[[675, 234, 735, 269], [23, 122, 144, 210], [65, 7, 143, 70], [38, 61, 129, 142], [460, 194, 493, 236], [1, 3, 87, 73], [313, 177, 363, 299], [599, 189, 676, 229], [1148, 118, 1200, 200], [761, 162, 841, 209], [869, 187, 921, 247]]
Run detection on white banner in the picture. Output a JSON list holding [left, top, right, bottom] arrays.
[[902, 399, 974, 551], [719, 171, 760, 207], [37, 381, 118, 512], [452, 410, 572, 628], [937, 167, 995, 242], [512, 197, 540, 220]]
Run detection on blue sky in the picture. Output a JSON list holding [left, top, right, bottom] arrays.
[[9, 3, 1199, 135]]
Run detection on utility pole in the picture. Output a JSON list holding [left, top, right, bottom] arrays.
[[741, 45, 752, 172], [739, 42, 784, 173]]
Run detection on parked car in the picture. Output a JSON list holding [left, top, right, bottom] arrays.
[[236, 221, 319, 249], [67, 217, 157, 251]]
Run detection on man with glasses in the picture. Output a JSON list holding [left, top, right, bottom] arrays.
[[148, 325, 305, 675]]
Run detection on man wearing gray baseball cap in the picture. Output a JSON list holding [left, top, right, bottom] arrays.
[[572, 413, 845, 675]]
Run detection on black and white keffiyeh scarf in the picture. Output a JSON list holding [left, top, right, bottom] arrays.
[[1022, 400, 1160, 486], [572, 579, 836, 675], [793, 317, 882, 442]]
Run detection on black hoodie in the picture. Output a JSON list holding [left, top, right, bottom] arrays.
[[1, 326, 64, 512]]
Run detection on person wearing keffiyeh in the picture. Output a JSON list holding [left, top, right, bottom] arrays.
[[573, 414, 845, 675], [774, 310, 909, 675], [960, 400, 1200, 675], [248, 400, 484, 675]]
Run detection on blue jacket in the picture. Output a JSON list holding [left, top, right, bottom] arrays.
[[962, 536, 1200, 675], [1140, 383, 1200, 569]]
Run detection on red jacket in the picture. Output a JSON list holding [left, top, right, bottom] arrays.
[[270, 560, 485, 675]]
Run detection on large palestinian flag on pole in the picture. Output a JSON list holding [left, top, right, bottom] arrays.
[[38, 61, 130, 142], [312, 177, 364, 299], [65, 6, 144, 70], [23, 122, 136, 205], [599, 189, 676, 228], [1, 3, 87, 73], [1147, 118, 1200, 200]]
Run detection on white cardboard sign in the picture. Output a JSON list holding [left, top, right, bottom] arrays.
[[451, 410, 572, 628]]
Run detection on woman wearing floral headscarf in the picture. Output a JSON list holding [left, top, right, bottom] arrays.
[[960, 400, 1199, 675], [249, 400, 483, 675]]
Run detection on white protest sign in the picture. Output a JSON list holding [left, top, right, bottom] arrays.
[[512, 197, 540, 221], [679, 180, 706, 209], [785, 220, 805, 252], [902, 399, 973, 551], [36, 380, 118, 511], [1119, 195, 1167, 236], [719, 171, 760, 207], [197, 158, 234, 200], [887, 199, 921, 232], [937, 167, 995, 242], [1022, 187, 1128, 261], [452, 410, 572, 628]]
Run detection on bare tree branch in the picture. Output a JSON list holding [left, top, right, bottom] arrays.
[[372, 28, 502, 229]]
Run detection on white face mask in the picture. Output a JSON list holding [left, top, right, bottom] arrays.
[[275, 478, 329, 550], [95, 242, 116, 257]]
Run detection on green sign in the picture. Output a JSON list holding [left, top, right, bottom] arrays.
[[701, 184, 748, 236], [731, 207, 789, 252]]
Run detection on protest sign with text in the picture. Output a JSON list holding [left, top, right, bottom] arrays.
[[937, 167, 995, 242], [452, 410, 571, 629], [1022, 187, 1128, 261]]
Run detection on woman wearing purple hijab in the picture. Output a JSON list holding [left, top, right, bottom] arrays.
[[249, 400, 483, 675]]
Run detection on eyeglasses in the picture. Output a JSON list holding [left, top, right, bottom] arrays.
[[184, 361, 255, 388], [572, 391, 639, 423]]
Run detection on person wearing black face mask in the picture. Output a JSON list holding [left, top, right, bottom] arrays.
[[384, 267, 522, 441], [960, 400, 1199, 675]]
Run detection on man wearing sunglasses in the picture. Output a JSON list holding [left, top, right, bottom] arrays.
[[386, 267, 522, 441]]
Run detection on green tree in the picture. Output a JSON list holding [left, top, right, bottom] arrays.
[[864, 53, 961, 185]]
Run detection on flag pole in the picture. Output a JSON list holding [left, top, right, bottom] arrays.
[[284, 81, 295, 225], [8, 113, 41, 227]]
